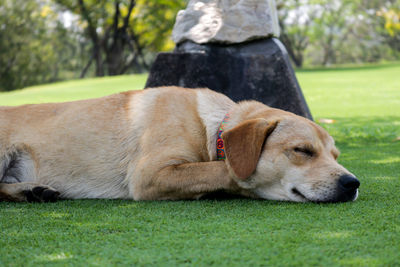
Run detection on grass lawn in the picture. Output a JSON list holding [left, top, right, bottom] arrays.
[[1, 63, 399, 266], [0, 74, 148, 106]]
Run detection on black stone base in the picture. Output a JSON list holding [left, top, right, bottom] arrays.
[[145, 38, 313, 120]]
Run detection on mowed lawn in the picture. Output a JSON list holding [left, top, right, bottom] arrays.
[[0, 63, 399, 266]]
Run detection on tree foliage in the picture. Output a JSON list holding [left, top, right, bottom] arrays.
[[1, 0, 399, 91], [378, 3, 400, 52], [0, 0, 79, 91], [133, 0, 185, 53], [277, 0, 400, 67], [277, 0, 316, 67], [54, 0, 186, 77]]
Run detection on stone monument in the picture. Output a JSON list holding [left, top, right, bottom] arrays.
[[145, 0, 313, 120]]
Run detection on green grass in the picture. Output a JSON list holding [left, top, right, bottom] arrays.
[[0, 74, 148, 106], [1, 63, 400, 266]]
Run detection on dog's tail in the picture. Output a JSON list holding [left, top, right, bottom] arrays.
[[0, 145, 36, 184]]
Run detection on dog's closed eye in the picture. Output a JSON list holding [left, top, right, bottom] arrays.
[[293, 147, 315, 157]]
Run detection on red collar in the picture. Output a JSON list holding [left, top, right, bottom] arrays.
[[216, 113, 230, 160]]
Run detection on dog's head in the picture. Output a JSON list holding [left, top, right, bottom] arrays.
[[222, 107, 359, 203]]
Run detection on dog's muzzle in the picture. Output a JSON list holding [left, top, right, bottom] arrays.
[[336, 174, 360, 202]]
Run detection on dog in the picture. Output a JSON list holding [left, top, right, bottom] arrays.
[[0, 87, 359, 203]]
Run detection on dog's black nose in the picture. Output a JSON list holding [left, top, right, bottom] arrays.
[[338, 175, 360, 191]]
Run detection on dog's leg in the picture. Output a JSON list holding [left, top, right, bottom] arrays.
[[0, 144, 59, 202], [0, 182, 60, 202], [132, 161, 238, 200]]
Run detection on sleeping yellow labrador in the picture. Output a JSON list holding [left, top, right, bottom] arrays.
[[0, 87, 359, 203]]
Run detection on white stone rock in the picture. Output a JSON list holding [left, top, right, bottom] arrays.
[[172, 0, 280, 44]]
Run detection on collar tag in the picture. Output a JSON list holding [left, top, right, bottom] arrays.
[[216, 113, 230, 160]]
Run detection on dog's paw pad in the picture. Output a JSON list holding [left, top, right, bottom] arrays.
[[42, 189, 60, 202], [23, 190, 37, 202], [24, 186, 60, 203], [32, 186, 47, 196]]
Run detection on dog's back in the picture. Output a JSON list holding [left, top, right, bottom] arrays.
[[0, 87, 233, 200]]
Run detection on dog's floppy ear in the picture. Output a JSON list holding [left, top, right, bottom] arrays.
[[222, 119, 278, 180]]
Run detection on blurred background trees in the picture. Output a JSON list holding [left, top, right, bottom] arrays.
[[0, 0, 185, 91], [54, 0, 184, 77], [0, 0, 399, 91], [0, 0, 83, 91], [277, 0, 400, 67]]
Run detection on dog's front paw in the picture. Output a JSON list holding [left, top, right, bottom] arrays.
[[23, 186, 60, 203]]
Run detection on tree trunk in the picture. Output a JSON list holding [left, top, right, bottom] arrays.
[[104, 0, 136, 76], [78, 0, 104, 76]]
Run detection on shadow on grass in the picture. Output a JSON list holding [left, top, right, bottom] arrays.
[[317, 115, 399, 144], [317, 116, 400, 169]]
